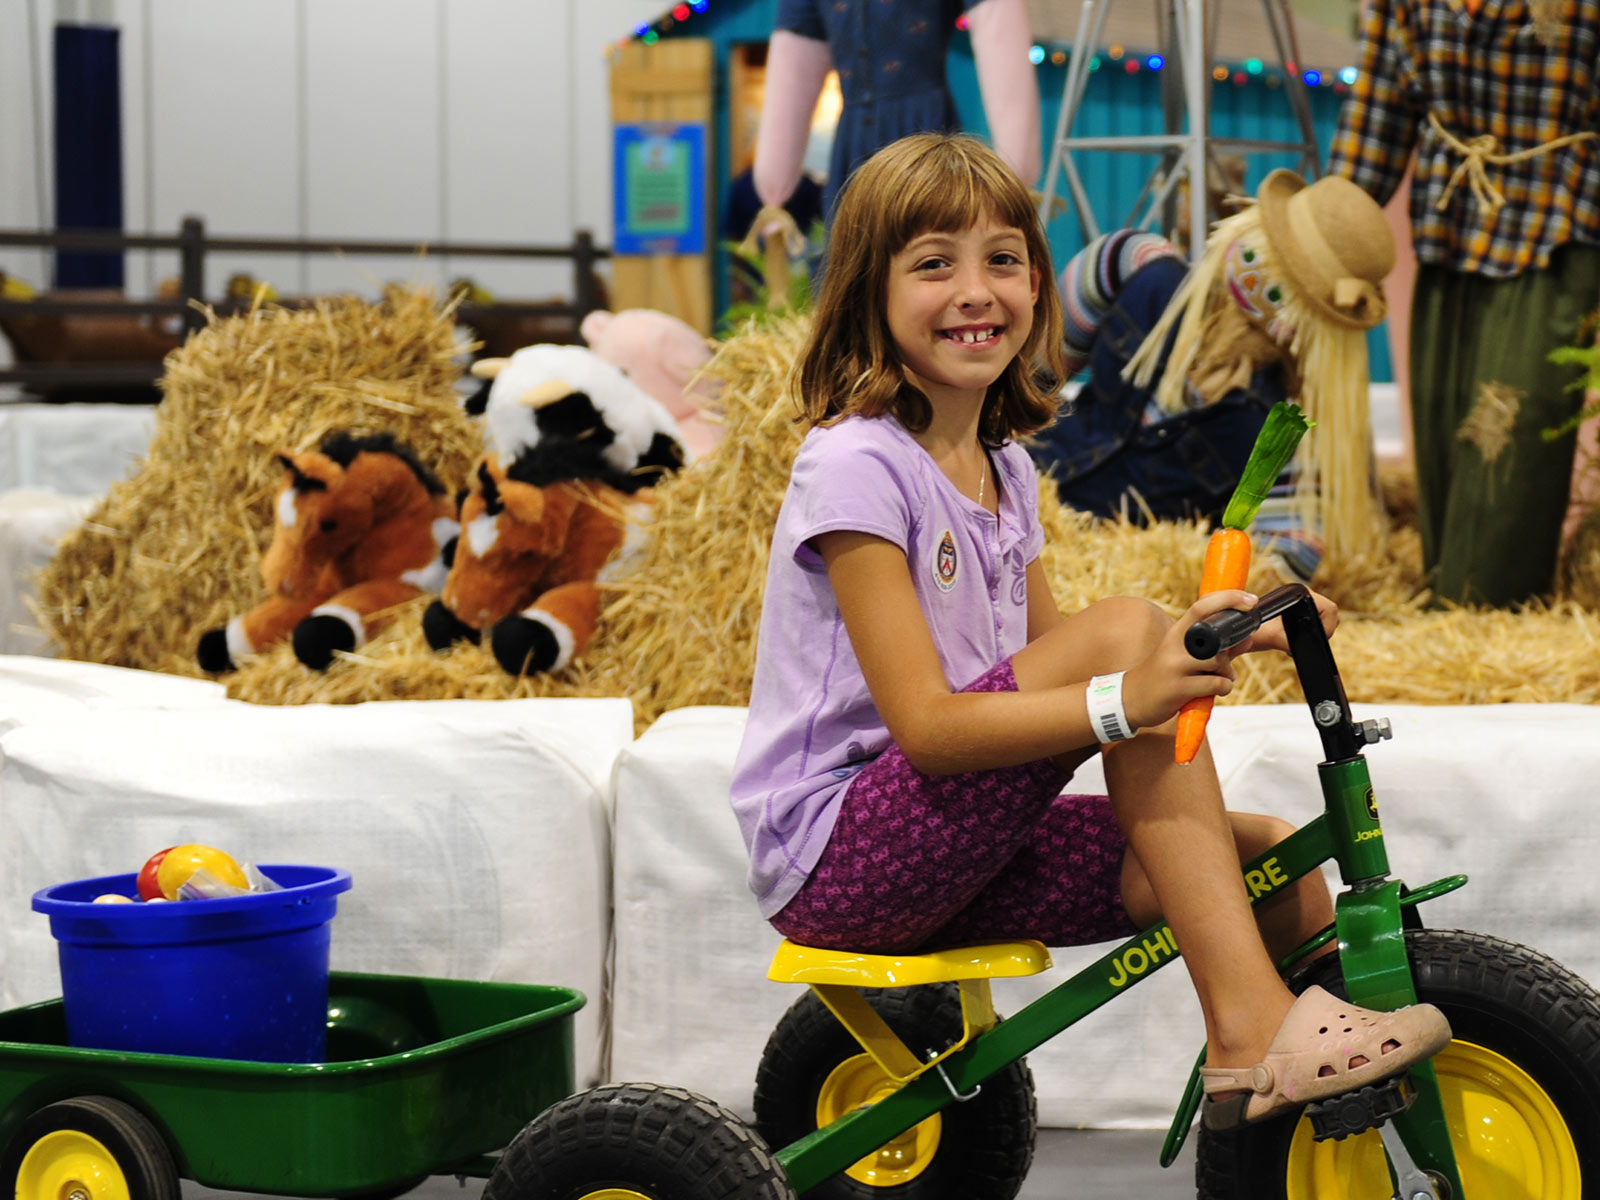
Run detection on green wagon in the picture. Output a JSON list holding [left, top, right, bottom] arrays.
[[0, 971, 583, 1200]]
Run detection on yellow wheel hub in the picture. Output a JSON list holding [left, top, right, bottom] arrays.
[[573, 1192, 652, 1199], [1285, 1039, 1581, 1199], [816, 1053, 943, 1186], [16, 1130, 131, 1200]]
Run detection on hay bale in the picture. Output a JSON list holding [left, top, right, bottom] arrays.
[[223, 312, 808, 717], [33, 287, 482, 675]]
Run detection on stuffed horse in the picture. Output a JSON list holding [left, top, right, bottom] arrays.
[[422, 344, 676, 675], [421, 455, 646, 675], [198, 430, 459, 672]]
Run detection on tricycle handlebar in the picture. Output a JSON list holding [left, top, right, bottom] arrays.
[[1185, 583, 1311, 659]]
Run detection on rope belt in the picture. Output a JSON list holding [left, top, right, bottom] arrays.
[[1428, 111, 1598, 217]]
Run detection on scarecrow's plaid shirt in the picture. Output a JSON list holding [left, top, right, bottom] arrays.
[[1327, 0, 1600, 278]]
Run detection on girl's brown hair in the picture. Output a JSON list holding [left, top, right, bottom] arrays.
[[794, 133, 1066, 444]]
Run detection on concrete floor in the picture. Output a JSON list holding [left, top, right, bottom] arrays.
[[182, 1129, 1199, 1200], [1022, 1128, 1197, 1198]]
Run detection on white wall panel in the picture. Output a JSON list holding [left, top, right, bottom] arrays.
[[0, 2, 53, 291], [441, 0, 570, 300], [302, 0, 443, 295], [143, 1, 301, 295], [1, 0, 689, 324]]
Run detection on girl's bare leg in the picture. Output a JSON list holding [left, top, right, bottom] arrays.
[[1121, 810, 1335, 965], [1012, 597, 1310, 1074]]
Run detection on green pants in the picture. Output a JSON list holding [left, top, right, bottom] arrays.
[[1410, 243, 1600, 607]]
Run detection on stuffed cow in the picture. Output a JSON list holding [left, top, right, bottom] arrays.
[[579, 307, 722, 458]]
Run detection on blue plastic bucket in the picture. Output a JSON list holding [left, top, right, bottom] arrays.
[[32, 863, 352, 1062]]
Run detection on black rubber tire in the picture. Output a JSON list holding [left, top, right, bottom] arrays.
[[752, 983, 1036, 1199], [1, 1095, 180, 1200], [1195, 928, 1600, 1199], [483, 1081, 795, 1200]]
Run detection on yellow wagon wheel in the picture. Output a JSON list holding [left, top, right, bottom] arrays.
[[3, 1097, 178, 1200]]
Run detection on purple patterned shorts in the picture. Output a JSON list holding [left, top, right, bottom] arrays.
[[771, 659, 1138, 954]]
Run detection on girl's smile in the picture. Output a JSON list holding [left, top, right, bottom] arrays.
[[886, 218, 1039, 407]]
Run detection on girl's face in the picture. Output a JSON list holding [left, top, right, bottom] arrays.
[[884, 217, 1038, 409]]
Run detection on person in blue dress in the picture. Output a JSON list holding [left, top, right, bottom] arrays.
[[749, 0, 1039, 227]]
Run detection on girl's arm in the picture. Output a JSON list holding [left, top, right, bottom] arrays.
[[1024, 556, 1064, 641], [819, 531, 1239, 774]]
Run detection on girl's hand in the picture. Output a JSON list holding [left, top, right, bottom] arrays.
[[1121, 589, 1254, 731], [1236, 589, 1340, 655]]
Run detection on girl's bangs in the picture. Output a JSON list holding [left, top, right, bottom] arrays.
[[881, 152, 1036, 252]]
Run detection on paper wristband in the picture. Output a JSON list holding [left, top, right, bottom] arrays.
[[1087, 671, 1138, 744]]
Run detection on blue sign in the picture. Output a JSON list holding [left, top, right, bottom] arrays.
[[613, 122, 707, 256]]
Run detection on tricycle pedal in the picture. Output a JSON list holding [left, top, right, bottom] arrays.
[[1305, 1073, 1416, 1142]]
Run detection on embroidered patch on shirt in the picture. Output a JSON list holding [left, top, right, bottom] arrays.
[[932, 530, 959, 592]]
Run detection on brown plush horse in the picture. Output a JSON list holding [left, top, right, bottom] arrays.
[[420, 454, 643, 675], [198, 431, 459, 672]]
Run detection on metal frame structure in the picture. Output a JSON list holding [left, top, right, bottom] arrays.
[[1038, 0, 1324, 260]]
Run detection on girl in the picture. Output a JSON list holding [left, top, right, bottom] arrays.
[[729, 132, 1449, 1131]]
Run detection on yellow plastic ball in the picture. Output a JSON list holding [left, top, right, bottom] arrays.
[[156, 844, 249, 899]]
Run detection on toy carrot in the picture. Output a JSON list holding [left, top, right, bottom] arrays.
[[1175, 402, 1311, 764]]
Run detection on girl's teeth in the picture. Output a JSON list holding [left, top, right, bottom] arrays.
[[949, 329, 995, 343]]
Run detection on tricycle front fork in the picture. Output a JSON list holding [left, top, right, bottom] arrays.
[[1322, 756, 1465, 1200]]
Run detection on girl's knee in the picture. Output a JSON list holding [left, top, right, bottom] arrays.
[[1089, 595, 1171, 663], [1231, 811, 1295, 859]]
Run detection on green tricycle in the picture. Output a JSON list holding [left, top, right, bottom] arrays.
[[483, 582, 1600, 1200]]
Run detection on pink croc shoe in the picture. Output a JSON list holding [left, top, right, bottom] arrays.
[[1199, 985, 1452, 1132]]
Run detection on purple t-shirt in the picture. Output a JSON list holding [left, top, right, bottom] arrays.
[[730, 414, 1046, 917]]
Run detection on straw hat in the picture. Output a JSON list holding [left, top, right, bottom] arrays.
[[1257, 169, 1395, 330]]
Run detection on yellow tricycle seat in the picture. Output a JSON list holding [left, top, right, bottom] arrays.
[[766, 938, 1053, 1083]]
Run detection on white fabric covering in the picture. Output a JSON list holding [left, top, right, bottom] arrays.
[[610, 702, 1600, 1128], [0, 659, 632, 1088], [0, 489, 96, 654], [2, 643, 1596, 1127], [0, 404, 155, 494], [0, 403, 157, 658]]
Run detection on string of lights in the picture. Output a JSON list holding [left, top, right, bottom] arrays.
[[613, 1, 1359, 91]]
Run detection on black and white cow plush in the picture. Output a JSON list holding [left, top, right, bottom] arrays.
[[464, 343, 688, 493]]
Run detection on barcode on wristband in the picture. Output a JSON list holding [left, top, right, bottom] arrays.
[[1087, 671, 1136, 743]]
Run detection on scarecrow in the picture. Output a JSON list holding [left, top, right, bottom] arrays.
[[1030, 169, 1395, 575], [1328, 0, 1600, 606]]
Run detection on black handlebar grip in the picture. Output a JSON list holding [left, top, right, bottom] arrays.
[[1185, 607, 1262, 659]]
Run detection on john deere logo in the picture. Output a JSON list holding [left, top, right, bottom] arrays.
[[1366, 788, 1378, 820], [932, 530, 958, 592]]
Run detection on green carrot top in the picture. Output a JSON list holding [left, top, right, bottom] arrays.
[[1219, 402, 1312, 531]]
